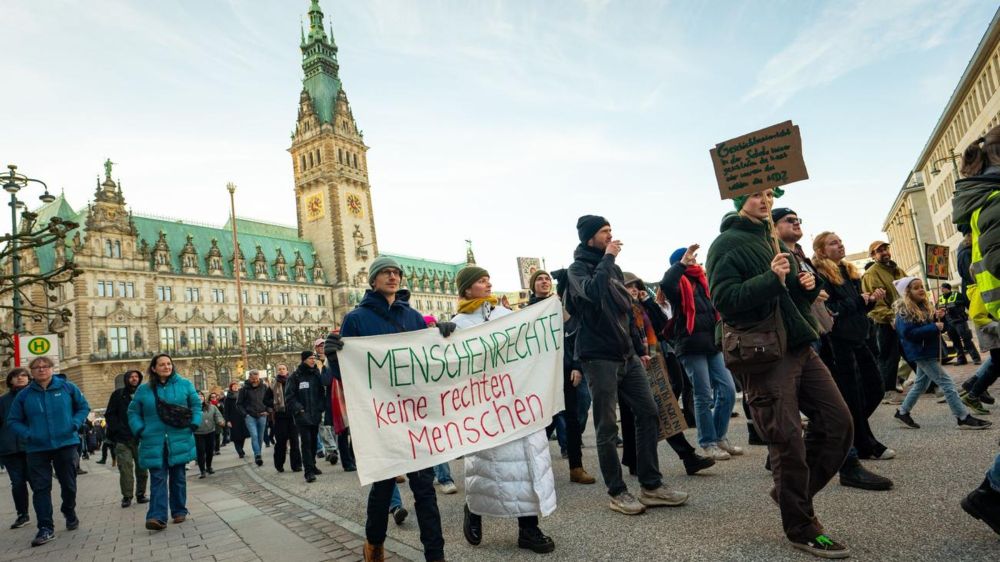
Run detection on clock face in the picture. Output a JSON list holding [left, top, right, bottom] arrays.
[[346, 194, 363, 218], [306, 193, 324, 221]]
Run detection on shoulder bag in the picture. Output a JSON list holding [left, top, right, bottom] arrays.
[[721, 303, 787, 375], [151, 380, 194, 429]]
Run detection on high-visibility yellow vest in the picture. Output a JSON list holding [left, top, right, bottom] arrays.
[[971, 190, 1000, 317]]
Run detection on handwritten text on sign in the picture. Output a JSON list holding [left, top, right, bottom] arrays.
[[710, 120, 809, 200], [338, 297, 565, 485]]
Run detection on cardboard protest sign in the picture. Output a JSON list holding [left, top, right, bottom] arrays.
[[710, 120, 809, 200], [517, 257, 542, 290], [337, 297, 565, 485], [925, 243, 951, 280], [645, 353, 688, 440]]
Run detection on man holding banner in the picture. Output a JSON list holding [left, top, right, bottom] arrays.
[[567, 215, 689, 516], [324, 255, 448, 562]]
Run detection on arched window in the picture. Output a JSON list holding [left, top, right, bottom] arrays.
[[104, 240, 113, 257], [113, 240, 122, 258], [316, 149, 321, 164]]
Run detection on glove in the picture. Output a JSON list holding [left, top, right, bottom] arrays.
[[437, 321, 457, 338], [324, 332, 344, 360]]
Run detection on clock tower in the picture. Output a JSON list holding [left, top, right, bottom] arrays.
[[290, 0, 378, 320]]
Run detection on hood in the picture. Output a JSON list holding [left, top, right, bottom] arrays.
[[952, 175, 1000, 226], [719, 211, 770, 236], [396, 288, 411, 302], [719, 211, 741, 232], [123, 370, 144, 390], [573, 243, 604, 265]]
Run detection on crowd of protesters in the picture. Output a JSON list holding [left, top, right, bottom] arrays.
[[5, 130, 1000, 559]]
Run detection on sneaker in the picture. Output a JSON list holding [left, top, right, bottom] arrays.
[[894, 410, 920, 429], [717, 438, 745, 456], [439, 481, 459, 494], [609, 491, 646, 515], [683, 454, 716, 475], [145, 519, 166, 531], [790, 534, 851, 559], [960, 478, 1000, 536], [868, 448, 896, 460], [839, 462, 893, 491], [981, 390, 996, 405], [703, 445, 731, 461], [66, 516, 79, 531], [390, 506, 408, 526], [569, 467, 596, 484], [306, 473, 317, 483], [254, 455, 263, 467], [962, 394, 991, 415], [957, 415, 993, 430], [614, 436, 624, 448], [121, 497, 132, 508], [136, 494, 149, 504], [313, 467, 323, 475], [638, 485, 689, 507], [517, 526, 556, 553], [882, 391, 903, 405], [10, 514, 29, 529], [31, 529, 55, 547], [199, 472, 206, 479]]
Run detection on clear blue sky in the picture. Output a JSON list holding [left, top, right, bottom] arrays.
[[1, 0, 997, 289]]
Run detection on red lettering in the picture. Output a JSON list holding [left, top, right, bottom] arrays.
[[440, 390, 449, 416], [431, 426, 445, 453], [385, 401, 397, 424], [373, 398, 390, 428], [481, 410, 498, 437], [492, 401, 515, 433], [408, 426, 431, 459], [442, 421, 463, 449], [463, 416, 481, 444], [526, 393, 543, 422], [514, 397, 531, 425]]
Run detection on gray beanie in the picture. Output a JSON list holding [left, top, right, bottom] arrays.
[[368, 255, 402, 286]]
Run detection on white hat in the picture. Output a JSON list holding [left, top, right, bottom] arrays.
[[893, 276, 918, 295]]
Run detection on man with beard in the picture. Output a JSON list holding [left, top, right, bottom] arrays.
[[861, 241, 908, 403], [285, 353, 325, 483], [104, 370, 149, 508], [265, 364, 301, 473]]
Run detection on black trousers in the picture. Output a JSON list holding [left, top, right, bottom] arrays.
[[620, 397, 695, 473], [273, 416, 302, 471], [947, 320, 981, 362], [562, 364, 584, 470], [298, 424, 319, 476], [195, 433, 215, 472], [366, 468, 444, 560], [0, 453, 29, 516], [26, 445, 78, 532], [338, 428, 356, 470], [829, 338, 886, 458], [875, 323, 903, 391]]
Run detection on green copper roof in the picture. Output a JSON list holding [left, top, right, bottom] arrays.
[[301, 0, 341, 125], [28, 194, 82, 273], [380, 253, 466, 292], [222, 217, 299, 240]]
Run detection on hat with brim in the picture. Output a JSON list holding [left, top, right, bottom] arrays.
[[869, 241, 890, 256]]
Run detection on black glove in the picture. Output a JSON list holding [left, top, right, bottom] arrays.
[[324, 332, 344, 360], [437, 321, 457, 338]]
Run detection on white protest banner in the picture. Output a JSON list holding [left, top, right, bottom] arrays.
[[338, 297, 565, 485]]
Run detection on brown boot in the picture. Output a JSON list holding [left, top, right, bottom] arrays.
[[364, 541, 385, 562], [570, 467, 596, 484]]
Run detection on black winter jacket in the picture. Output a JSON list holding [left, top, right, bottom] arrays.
[[660, 262, 720, 355], [238, 382, 271, 417], [286, 363, 325, 427], [819, 265, 874, 345], [104, 379, 143, 444], [0, 388, 27, 456], [952, 170, 1000, 278], [567, 244, 644, 361], [222, 392, 247, 441]]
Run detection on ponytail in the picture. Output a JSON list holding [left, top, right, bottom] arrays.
[[961, 125, 1000, 178]]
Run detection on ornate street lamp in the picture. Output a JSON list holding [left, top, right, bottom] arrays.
[[3, 164, 57, 334]]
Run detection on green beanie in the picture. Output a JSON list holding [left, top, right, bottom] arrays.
[[456, 266, 489, 297], [732, 186, 785, 211], [528, 269, 550, 294], [368, 255, 402, 286]]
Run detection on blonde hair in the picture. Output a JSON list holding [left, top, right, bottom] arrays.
[[898, 280, 934, 323], [811, 232, 860, 286]]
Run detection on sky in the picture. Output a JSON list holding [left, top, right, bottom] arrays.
[[2, 0, 998, 290]]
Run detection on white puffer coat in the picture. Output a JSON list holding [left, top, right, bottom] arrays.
[[452, 302, 557, 518]]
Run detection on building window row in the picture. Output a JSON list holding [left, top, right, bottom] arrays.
[[97, 280, 134, 298], [104, 239, 122, 258]]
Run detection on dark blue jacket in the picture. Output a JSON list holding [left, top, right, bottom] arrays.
[[0, 388, 28, 456], [7, 376, 90, 453], [895, 312, 941, 361], [331, 290, 428, 378]]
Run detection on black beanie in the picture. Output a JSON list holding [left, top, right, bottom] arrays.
[[301, 350, 314, 362], [577, 215, 609, 243], [771, 207, 797, 223]]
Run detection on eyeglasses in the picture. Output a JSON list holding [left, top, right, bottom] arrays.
[[783, 218, 803, 225], [30, 366, 53, 372]]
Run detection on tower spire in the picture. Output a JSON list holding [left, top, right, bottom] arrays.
[[299, 0, 341, 125], [307, 0, 328, 43]]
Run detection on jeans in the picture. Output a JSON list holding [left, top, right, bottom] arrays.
[[962, 356, 994, 393], [147, 451, 187, 523], [583, 354, 663, 496], [969, 349, 1000, 397], [318, 425, 338, 455], [244, 415, 267, 457], [0, 452, 29, 517], [366, 468, 444, 561], [738, 347, 852, 542], [433, 462, 454, 485], [390, 484, 403, 510], [900, 359, 969, 419], [678, 352, 736, 448], [298, 424, 320, 476], [115, 440, 147, 499], [273, 416, 302, 471], [988, 453, 1000, 492], [25, 445, 78, 532]]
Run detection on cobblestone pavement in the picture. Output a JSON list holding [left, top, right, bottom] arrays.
[[1, 363, 999, 561]]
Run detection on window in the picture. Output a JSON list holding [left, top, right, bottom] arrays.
[[189, 328, 204, 351], [211, 288, 225, 303], [213, 327, 229, 349], [97, 280, 111, 297], [159, 328, 176, 351], [117, 282, 134, 298], [193, 369, 205, 391], [185, 287, 200, 302], [278, 292, 290, 305], [317, 294, 326, 307], [157, 286, 173, 302], [262, 327, 274, 343], [113, 240, 122, 258], [109, 327, 129, 355], [218, 367, 231, 387], [280, 326, 294, 342], [258, 291, 270, 305], [244, 327, 253, 344], [298, 293, 309, 306], [242, 290, 248, 304]]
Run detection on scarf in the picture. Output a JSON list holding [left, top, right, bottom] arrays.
[[457, 295, 500, 315], [678, 264, 717, 335], [631, 302, 657, 350], [270, 376, 287, 413]]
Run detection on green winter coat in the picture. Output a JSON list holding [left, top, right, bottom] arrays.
[[860, 261, 904, 325], [127, 373, 201, 470], [706, 212, 821, 351]]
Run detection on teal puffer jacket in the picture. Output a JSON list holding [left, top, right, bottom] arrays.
[[128, 373, 201, 469]]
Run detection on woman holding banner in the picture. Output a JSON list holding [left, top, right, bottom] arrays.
[[706, 189, 854, 559], [452, 265, 557, 555]]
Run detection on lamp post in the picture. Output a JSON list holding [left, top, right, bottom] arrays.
[[227, 182, 249, 375], [3, 165, 56, 334], [930, 151, 961, 181]]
